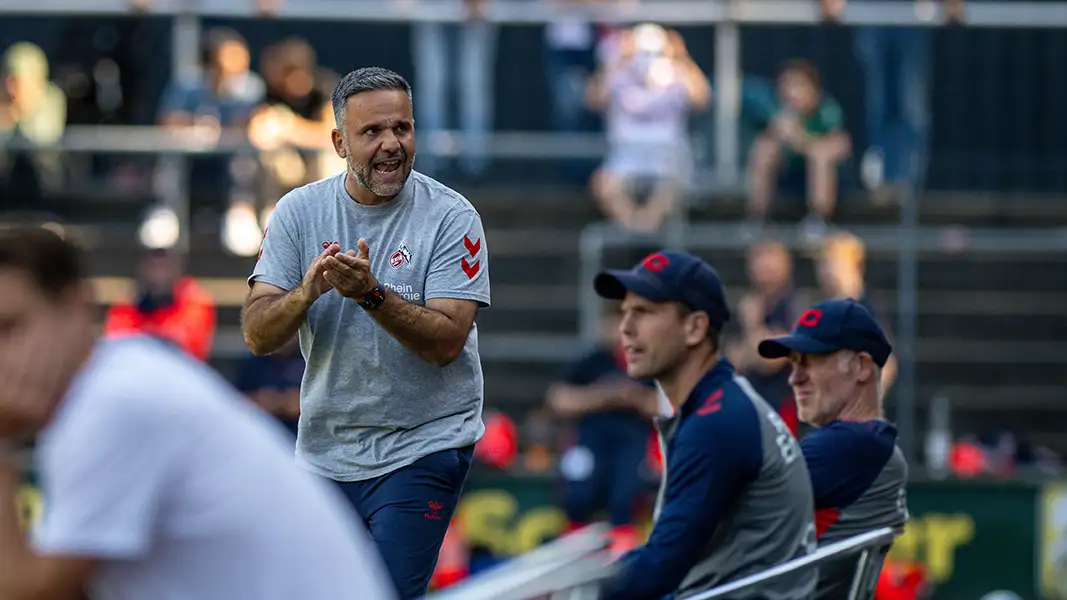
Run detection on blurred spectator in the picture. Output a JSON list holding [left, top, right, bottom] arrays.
[[725, 241, 808, 437], [251, 37, 340, 227], [546, 306, 656, 541], [822, 0, 963, 200], [746, 59, 849, 240], [103, 248, 217, 361], [587, 24, 710, 232], [816, 231, 898, 392], [473, 410, 519, 470], [234, 335, 304, 438], [410, 0, 496, 179], [157, 27, 264, 255], [543, 0, 605, 182], [0, 42, 67, 209]]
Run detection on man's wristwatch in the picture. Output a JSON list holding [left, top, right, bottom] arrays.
[[357, 283, 387, 310]]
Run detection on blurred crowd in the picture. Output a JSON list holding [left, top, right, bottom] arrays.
[[0, 0, 969, 252]]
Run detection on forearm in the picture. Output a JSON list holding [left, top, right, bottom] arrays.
[[0, 464, 33, 597], [242, 289, 312, 355], [548, 385, 629, 418], [367, 293, 467, 366]]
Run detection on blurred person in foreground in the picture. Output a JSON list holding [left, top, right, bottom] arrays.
[[746, 59, 850, 240], [817, 231, 898, 391], [759, 298, 908, 600], [726, 240, 808, 437], [822, 0, 964, 201], [103, 248, 217, 362], [243, 67, 490, 599], [0, 226, 396, 600], [235, 334, 304, 439], [587, 24, 710, 232], [546, 306, 657, 551], [592, 250, 816, 600], [0, 42, 67, 209], [157, 27, 265, 254], [250, 37, 342, 227]]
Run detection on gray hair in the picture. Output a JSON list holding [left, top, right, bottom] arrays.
[[331, 66, 412, 128], [836, 350, 884, 401]]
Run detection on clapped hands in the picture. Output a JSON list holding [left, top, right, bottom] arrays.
[[321, 238, 378, 300]]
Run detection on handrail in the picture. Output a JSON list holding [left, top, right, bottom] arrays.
[[577, 221, 1067, 342], [429, 526, 896, 600], [427, 523, 612, 600], [690, 527, 896, 600]]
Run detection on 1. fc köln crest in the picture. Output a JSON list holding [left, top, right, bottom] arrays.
[[390, 242, 413, 268]]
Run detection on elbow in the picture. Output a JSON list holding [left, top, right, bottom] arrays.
[[427, 340, 465, 367], [243, 327, 272, 357]]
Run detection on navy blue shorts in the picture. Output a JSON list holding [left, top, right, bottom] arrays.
[[331, 446, 474, 599]]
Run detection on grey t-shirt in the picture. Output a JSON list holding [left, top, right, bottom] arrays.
[[250, 171, 490, 481]]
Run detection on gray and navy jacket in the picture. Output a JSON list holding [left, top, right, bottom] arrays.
[[802, 420, 909, 599], [601, 359, 817, 600]]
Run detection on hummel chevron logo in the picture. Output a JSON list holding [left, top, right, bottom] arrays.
[[463, 235, 481, 257]]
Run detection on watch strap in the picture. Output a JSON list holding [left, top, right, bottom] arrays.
[[357, 283, 386, 310]]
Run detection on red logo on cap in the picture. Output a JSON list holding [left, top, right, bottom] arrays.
[[642, 253, 669, 272], [797, 308, 823, 328]]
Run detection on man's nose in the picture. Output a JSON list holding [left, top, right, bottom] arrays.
[[379, 129, 401, 152], [788, 365, 805, 386]]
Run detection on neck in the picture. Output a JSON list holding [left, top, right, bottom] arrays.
[[835, 384, 883, 422], [344, 172, 396, 206], [658, 347, 720, 411]]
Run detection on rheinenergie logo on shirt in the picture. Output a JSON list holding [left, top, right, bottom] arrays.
[[383, 282, 420, 301]]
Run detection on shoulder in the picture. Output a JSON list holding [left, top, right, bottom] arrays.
[[47, 341, 198, 440], [274, 174, 344, 217], [679, 378, 762, 443], [802, 421, 897, 467], [408, 171, 482, 222]]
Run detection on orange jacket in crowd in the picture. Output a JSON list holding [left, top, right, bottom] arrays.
[[104, 277, 217, 361]]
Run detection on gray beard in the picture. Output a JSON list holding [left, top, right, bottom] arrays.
[[343, 138, 411, 198]]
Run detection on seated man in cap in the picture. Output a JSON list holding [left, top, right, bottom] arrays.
[[594, 250, 816, 600], [758, 298, 909, 600]]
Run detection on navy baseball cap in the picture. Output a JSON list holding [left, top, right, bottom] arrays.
[[593, 250, 731, 329], [758, 298, 893, 367]]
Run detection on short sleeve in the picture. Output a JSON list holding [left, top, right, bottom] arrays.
[[33, 398, 178, 559], [157, 78, 197, 119], [423, 209, 491, 307], [249, 196, 304, 291], [818, 98, 845, 131]]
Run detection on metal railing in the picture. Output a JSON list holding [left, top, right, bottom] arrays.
[[427, 526, 897, 600]]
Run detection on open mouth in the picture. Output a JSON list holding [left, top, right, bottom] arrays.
[[374, 158, 403, 175]]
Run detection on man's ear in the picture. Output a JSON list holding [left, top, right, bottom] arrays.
[[684, 311, 710, 348], [331, 129, 346, 159]]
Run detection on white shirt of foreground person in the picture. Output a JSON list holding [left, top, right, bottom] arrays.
[[31, 337, 396, 600]]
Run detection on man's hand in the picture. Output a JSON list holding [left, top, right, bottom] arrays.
[[772, 113, 808, 151], [0, 320, 76, 441], [299, 243, 340, 303], [321, 239, 378, 300]]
